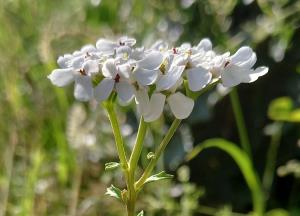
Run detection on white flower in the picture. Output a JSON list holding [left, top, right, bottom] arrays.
[[49, 36, 269, 115], [94, 59, 134, 104], [174, 39, 214, 92], [150, 40, 169, 51], [48, 59, 99, 101], [221, 46, 269, 87], [196, 38, 212, 51], [182, 48, 214, 92], [133, 51, 164, 86], [141, 92, 194, 122], [137, 73, 194, 122], [156, 53, 187, 91], [185, 66, 212, 91], [96, 36, 136, 56]]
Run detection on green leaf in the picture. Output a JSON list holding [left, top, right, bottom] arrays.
[[266, 209, 289, 216], [268, 97, 300, 122], [105, 184, 122, 201], [146, 152, 155, 160], [186, 138, 264, 215], [105, 162, 120, 171], [268, 97, 293, 121], [144, 171, 173, 184], [137, 210, 144, 216]]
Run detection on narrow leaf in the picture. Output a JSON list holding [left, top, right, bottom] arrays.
[[105, 162, 120, 171], [105, 184, 122, 201], [186, 138, 264, 215], [144, 171, 173, 184], [137, 210, 144, 216]]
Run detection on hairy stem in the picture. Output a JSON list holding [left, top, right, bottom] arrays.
[[229, 87, 252, 159], [136, 119, 181, 190]]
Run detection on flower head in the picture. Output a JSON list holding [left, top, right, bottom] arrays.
[[48, 36, 268, 121]]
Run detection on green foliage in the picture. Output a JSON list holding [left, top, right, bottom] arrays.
[[144, 171, 174, 185], [105, 184, 123, 202], [105, 162, 120, 171], [137, 210, 144, 216], [266, 209, 290, 216], [268, 97, 300, 122], [187, 138, 264, 215]]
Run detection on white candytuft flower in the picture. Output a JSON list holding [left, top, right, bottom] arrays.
[[220, 46, 269, 87], [48, 36, 268, 121]]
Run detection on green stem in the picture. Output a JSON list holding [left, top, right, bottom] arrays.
[[104, 102, 128, 170], [229, 87, 252, 159], [129, 117, 148, 176], [136, 119, 181, 190], [126, 117, 148, 216], [262, 122, 283, 198]]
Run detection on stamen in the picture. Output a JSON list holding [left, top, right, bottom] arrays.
[[79, 68, 87, 76], [114, 74, 121, 83], [159, 59, 169, 75], [172, 47, 177, 54], [224, 61, 230, 67]]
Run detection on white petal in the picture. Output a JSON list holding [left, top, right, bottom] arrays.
[[239, 52, 257, 68], [83, 60, 99, 74], [118, 64, 131, 79], [173, 53, 188, 66], [119, 36, 136, 46], [134, 67, 158, 86], [231, 46, 254, 66], [81, 44, 97, 53], [72, 50, 83, 57], [94, 78, 115, 102], [72, 56, 85, 69], [135, 89, 150, 115], [167, 92, 194, 119], [150, 40, 168, 51], [144, 93, 166, 122], [221, 65, 245, 87], [156, 65, 185, 91], [197, 38, 212, 51], [248, 66, 269, 82], [186, 67, 212, 91], [47, 68, 75, 87], [96, 39, 117, 54], [180, 43, 191, 50], [57, 54, 73, 68], [74, 76, 93, 101], [131, 47, 145, 60], [102, 59, 117, 77], [116, 46, 132, 59], [137, 51, 164, 70], [116, 81, 134, 104]]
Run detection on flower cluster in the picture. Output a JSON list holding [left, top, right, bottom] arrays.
[[48, 36, 268, 122]]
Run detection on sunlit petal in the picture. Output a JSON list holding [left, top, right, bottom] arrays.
[[144, 93, 166, 122], [167, 92, 194, 119], [74, 76, 93, 101], [47, 68, 75, 87], [94, 78, 115, 102], [186, 66, 212, 91]]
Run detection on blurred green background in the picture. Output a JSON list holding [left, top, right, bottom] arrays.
[[0, 0, 300, 215]]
